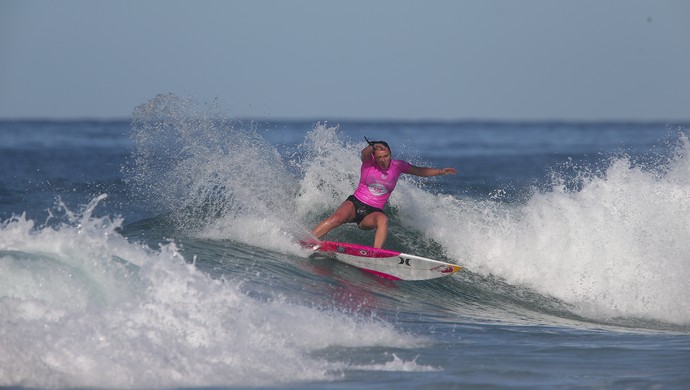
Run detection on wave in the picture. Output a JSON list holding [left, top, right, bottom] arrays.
[[430, 136, 690, 327], [123, 94, 690, 328], [125, 95, 690, 325]]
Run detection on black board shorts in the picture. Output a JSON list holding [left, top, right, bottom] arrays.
[[346, 195, 384, 225]]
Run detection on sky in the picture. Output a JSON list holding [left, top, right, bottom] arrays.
[[1, 0, 689, 121]]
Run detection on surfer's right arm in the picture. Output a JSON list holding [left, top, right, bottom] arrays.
[[361, 144, 375, 162]]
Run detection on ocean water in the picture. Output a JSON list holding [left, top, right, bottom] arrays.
[[1, 94, 689, 389]]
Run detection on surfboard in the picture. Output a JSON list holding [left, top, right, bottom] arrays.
[[300, 240, 461, 281]]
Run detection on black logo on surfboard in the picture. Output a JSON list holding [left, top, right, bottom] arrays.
[[398, 257, 410, 266]]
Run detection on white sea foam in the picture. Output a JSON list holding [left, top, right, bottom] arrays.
[[413, 135, 690, 325], [349, 353, 441, 372], [0, 196, 421, 388]]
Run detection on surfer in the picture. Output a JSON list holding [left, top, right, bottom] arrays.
[[310, 139, 456, 249]]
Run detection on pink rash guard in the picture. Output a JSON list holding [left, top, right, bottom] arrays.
[[352, 158, 411, 209]]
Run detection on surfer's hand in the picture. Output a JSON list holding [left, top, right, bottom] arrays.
[[439, 168, 457, 175]]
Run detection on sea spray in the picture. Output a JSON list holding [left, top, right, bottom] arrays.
[[126, 94, 300, 241], [293, 123, 363, 217]]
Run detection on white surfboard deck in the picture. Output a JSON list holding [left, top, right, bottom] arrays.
[[301, 240, 461, 281]]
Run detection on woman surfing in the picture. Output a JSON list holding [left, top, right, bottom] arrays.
[[310, 138, 456, 249]]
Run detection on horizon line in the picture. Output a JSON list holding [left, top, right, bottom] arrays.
[[1, 116, 689, 126]]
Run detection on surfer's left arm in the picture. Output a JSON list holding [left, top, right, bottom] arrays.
[[407, 165, 457, 177]]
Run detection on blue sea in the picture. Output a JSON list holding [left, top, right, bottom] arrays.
[[1, 94, 689, 389]]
